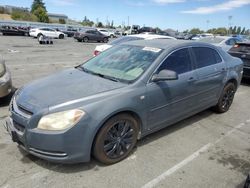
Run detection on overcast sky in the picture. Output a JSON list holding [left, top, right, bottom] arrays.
[[1, 0, 250, 31]]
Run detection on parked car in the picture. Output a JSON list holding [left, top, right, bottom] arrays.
[[244, 173, 250, 188], [199, 36, 242, 52], [0, 60, 12, 98], [228, 41, 250, 78], [192, 33, 213, 40], [0, 26, 29, 36], [29, 28, 66, 39], [93, 34, 176, 56], [74, 29, 109, 43], [61, 27, 78, 37], [97, 29, 115, 38], [5, 40, 243, 164]]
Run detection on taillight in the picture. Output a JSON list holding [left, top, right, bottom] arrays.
[[93, 50, 100, 56], [233, 44, 239, 48]]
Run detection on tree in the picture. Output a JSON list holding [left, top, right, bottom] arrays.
[[31, 0, 46, 13], [232, 26, 237, 34], [96, 22, 104, 28], [236, 26, 241, 34], [189, 28, 202, 35], [111, 20, 114, 29], [11, 10, 37, 21], [241, 27, 246, 35], [81, 16, 94, 26], [33, 6, 49, 23]]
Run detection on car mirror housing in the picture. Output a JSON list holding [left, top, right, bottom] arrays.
[[151, 70, 178, 82]]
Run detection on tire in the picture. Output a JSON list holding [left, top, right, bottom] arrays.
[[59, 34, 64, 39], [103, 37, 108, 43], [93, 114, 139, 164], [77, 39, 82, 42], [83, 37, 89, 42], [37, 33, 43, 38], [213, 82, 236, 113]]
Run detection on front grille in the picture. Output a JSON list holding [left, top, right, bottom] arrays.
[[13, 120, 25, 133], [11, 97, 33, 119], [29, 148, 67, 158]]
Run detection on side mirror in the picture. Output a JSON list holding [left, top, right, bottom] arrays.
[[151, 70, 178, 82]]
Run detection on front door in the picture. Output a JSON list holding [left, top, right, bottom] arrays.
[[146, 48, 199, 130]]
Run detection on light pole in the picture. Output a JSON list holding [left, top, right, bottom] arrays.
[[228, 15, 232, 35]]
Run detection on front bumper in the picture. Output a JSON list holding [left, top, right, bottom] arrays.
[[0, 71, 12, 98], [4, 115, 94, 164], [243, 66, 250, 78]]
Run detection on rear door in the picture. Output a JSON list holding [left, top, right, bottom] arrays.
[[146, 48, 199, 130], [191, 47, 227, 107]]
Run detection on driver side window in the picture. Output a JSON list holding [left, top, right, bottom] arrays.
[[158, 48, 192, 74]]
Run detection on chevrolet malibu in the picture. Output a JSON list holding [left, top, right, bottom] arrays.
[[5, 40, 243, 164]]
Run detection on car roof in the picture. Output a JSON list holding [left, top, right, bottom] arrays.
[[123, 39, 217, 50], [128, 34, 176, 40]]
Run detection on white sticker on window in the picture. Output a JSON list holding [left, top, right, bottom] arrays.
[[142, 47, 162, 53]]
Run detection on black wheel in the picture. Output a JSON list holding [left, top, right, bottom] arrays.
[[37, 33, 43, 38], [77, 39, 82, 42], [59, 34, 64, 39], [103, 37, 108, 43], [83, 37, 89, 42], [213, 82, 236, 113], [93, 114, 139, 164]]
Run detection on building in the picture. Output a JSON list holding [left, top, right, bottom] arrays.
[[4, 5, 29, 14], [48, 13, 68, 23]]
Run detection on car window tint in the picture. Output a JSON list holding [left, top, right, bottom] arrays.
[[226, 39, 236, 45], [193, 47, 219, 68], [158, 48, 192, 74], [213, 50, 222, 63]]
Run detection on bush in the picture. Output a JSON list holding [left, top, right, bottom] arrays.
[[11, 10, 38, 21]]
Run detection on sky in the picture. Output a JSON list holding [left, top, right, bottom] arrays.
[[1, 0, 250, 31]]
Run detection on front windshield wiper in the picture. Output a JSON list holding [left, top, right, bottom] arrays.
[[76, 66, 120, 82]]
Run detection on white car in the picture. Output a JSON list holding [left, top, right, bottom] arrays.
[[97, 29, 115, 38], [198, 36, 242, 52], [29, 28, 66, 39], [93, 34, 176, 56], [192, 33, 213, 40]]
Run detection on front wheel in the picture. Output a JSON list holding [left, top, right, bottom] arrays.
[[93, 114, 139, 164], [83, 37, 89, 42], [213, 82, 236, 113]]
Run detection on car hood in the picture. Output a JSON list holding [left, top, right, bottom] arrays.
[[15, 68, 126, 113]]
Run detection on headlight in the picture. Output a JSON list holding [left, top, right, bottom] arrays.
[[0, 62, 6, 77], [37, 109, 85, 131]]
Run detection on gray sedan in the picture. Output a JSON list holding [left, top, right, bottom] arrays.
[[5, 40, 243, 164], [0, 60, 12, 98]]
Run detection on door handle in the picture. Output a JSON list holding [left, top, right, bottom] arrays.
[[187, 77, 196, 82]]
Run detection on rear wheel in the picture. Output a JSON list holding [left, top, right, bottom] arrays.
[[213, 82, 236, 113], [37, 33, 43, 38], [93, 114, 139, 164], [59, 34, 64, 39], [83, 37, 89, 42], [103, 37, 108, 43]]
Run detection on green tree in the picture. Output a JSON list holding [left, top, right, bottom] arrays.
[[31, 0, 46, 13], [96, 22, 104, 28], [81, 16, 94, 26], [241, 27, 246, 35], [236, 26, 241, 34], [33, 6, 49, 23], [232, 26, 237, 34], [11, 10, 37, 21], [189, 28, 202, 35]]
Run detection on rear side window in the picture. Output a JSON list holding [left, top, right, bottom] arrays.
[[193, 47, 222, 68], [158, 48, 192, 74]]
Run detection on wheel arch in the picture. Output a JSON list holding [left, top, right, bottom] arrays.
[[90, 109, 143, 154]]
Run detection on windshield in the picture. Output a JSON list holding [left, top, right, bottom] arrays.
[[81, 45, 162, 83], [199, 37, 224, 44], [109, 36, 143, 45]]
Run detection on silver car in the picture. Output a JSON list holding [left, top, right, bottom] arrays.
[[0, 60, 12, 98]]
